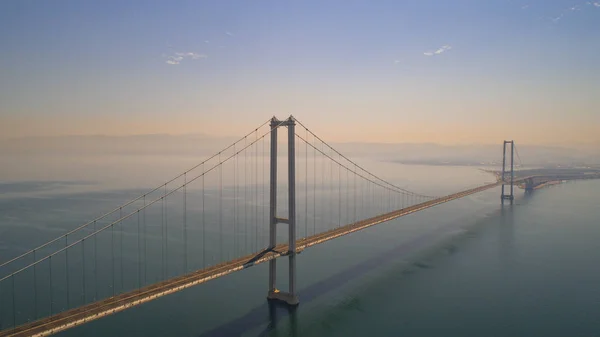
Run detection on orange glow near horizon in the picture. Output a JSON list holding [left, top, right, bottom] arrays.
[[2, 114, 600, 147]]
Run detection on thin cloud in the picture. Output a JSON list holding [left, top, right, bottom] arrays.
[[226, 31, 234, 37], [434, 45, 452, 54], [165, 55, 183, 65], [546, 2, 599, 25], [541, 3, 599, 26], [551, 13, 564, 23], [175, 52, 207, 60], [165, 52, 206, 65], [423, 45, 452, 57], [204, 40, 210, 44], [522, 5, 529, 9]]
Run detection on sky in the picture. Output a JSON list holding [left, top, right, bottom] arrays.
[[1, 0, 599, 145]]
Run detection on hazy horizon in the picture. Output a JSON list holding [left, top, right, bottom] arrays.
[[1, 132, 598, 168]]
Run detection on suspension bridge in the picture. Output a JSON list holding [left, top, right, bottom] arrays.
[[1, 116, 531, 336]]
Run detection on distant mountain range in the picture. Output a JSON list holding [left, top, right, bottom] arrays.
[[331, 142, 600, 168], [1, 135, 598, 168], [0, 134, 238, 156]]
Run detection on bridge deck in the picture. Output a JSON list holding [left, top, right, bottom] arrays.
[[0, 182, 501, 337]]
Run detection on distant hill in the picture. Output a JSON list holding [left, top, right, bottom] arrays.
[[330, 142, 600, 168], [0, 134, 238, 156], [1, 135, 598, 168]]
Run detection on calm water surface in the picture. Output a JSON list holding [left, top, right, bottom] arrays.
[[1, 155, 599, 336]]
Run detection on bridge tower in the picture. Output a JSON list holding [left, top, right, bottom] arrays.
[[267, 116, 299, 306], [501, 140, 515, 202]]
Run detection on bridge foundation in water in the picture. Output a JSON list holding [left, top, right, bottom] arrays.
[[267, 116, 299, 306], [501, 140, 515, 203]]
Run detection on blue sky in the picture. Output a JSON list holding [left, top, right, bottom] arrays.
[[1, 0, 599, 144]]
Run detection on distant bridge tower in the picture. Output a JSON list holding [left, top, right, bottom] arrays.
[[267, 116, 299, 306], [524, 177, 535, 192], [501, 140, 515, 202]]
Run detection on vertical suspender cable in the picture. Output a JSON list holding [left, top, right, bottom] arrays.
[[137, 210, 141, 289], [338, 153, 341, 228], [33, 250, 37, 320], [219, 152, 223, 263], [330, 149, 334, 227], [244, 137, 248, 254], [94, 220, 97, 300], [202, 164, 206, 268], [346, 167, 349, 224], [255, 130, 258, 252], [143, 195, 147, 286], [305, 130, 308, 242], [0, 269, 2, 327], [161, 190, 164, 280], [12, 275, 16, 328], [322, 141, 325, 230], [184, 172, 187, 273], [165, 184, 168, 279], [234, 144, 237, 257], [313, 133, 316, 236], [111, 222, 114, 296], [49, 256, 53, 315], [66, 236, 70, 308], [82, 239, 85, 305], [352, 164, 357, 223], [263, 134, 267, 248], [120, 207, 124, 291], [372, 180, 375, 217]]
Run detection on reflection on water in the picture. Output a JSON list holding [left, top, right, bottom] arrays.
[[199, 198, 500, 337]]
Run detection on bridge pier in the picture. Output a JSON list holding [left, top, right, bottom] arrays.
[[501, 140, 515, 203], [267, 116, 299, 306], [524, 177, 534, 192]]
